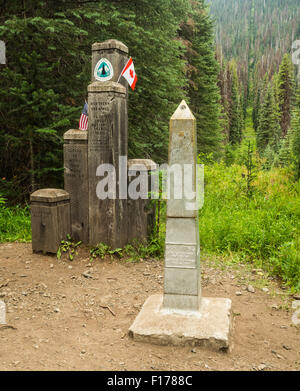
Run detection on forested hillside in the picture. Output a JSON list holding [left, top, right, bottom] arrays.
[[209, 0, 299, 77]]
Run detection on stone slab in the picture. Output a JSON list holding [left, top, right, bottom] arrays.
[[164, 268, 200, 295], [162, 293, 200, 313], [166, 217, 197, 244], [129, 294, 232, 351], [164, 217, 200, 269]]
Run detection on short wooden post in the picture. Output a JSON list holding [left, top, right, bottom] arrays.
[[30, 189, 71, 253]]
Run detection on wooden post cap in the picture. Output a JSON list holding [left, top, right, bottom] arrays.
[[30, 189, 70, 203]]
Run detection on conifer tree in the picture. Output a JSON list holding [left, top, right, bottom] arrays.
[[252, 84, 261, 132], [181, 0, 223, 158], [227, 60, 242, 144], [290, 87, 300, 178], [273, 134, 293, 168], [277, 54, 295, 137], [256, 84, 281, 157], [216, 48, 230, 143]]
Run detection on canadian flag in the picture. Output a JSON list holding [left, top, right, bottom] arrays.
[[120, 57, 137, 90]]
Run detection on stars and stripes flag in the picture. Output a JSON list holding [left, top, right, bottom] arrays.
[[119, 57, 137, 90], [79, 102, 88, 130]]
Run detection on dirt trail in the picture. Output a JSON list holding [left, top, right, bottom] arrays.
[[0, 243, 299, 371]]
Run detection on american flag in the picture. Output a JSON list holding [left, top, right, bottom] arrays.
[[79, 102, 88, 130]]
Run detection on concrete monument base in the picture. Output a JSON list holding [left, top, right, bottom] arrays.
[[129, 294, 232, 351]]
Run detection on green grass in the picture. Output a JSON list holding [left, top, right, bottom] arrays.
[[198, 161, 300, 292], [0, 197, 31, 242]]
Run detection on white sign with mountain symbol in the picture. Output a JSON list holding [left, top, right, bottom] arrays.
[[94, 58, 114, 81]]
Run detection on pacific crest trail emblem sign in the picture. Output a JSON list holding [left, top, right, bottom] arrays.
[[94, 58, 114, 81]]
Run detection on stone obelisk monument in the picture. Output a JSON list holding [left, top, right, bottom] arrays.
[[129, 101, 232, 351]]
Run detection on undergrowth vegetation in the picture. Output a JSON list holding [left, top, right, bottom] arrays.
[[0, 195, 31, 242], [199, 159, 300, 292]]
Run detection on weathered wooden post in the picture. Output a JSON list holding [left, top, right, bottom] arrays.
[[129, 101, 232, 351], [30, 189, 71, 253], [60, 39, 157, 249], [0, 40, 5, 65], [127, 159, 157, 243], [91, 39, 128, 88], [63, 129, 89, 243], [88, 81, 128, 248]]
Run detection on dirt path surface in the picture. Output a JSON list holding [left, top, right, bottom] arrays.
[[0, 243, 299, 371]]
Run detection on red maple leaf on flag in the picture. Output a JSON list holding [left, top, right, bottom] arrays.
[[120, 57, 137, 90]]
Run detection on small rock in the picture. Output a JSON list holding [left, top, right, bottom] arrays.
[[81, 350, 86, 354], [282, 344, 291, 350], [257, 364, 266, 371], [271, 350, 284, 359], [191, 348, 197, 353], [54, 308, 60, 313], [247, 285, 255, 293], [143, 272, 151, 276], [68, 266, 73, 270], [262, 287, 269, 293], [235, 291, 242, 296], [271, 304, 279, 310], [82, 271, 93, 279], [50, 264, 54, 269], [293, 294, 300, 300]]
